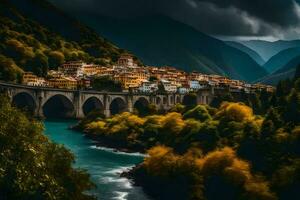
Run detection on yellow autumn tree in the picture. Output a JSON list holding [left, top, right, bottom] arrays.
[[161, 112, 185, 135], [143, 146, 179, 177], [216, 102, 254, 122], [196, 147, 277, 200]]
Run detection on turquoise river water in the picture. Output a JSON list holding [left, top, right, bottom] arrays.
[[44, 120, 151, 200]]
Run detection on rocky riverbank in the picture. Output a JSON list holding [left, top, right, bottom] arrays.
[[83, 133, 147, 154]]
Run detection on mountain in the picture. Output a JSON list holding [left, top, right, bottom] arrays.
[[257, 69, 296, 85], [225, 41, 265, 65], [262, 47, 300, 73], [257, 55, 300, 85], [275, 55, 300, 75], [241, 40, 300, 61], [0, 0, 126, 81], [62, 14, 267, 82]]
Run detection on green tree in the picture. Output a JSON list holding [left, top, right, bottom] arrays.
[[0, 55, 23, 82], [259, 90, 272, 114], [26, 51, 49, 77], [91, 76, 122, 92], [183, 93, 197, 108], [183, 105, 211, 121], [157, 82, 166, 93], [276, 79, 292, 98], [294, 64, 300, 80], [0, 95, 95, 200], [210, 92, 234, 108], [149, 76, 158, 82], [284, 89, 300, 124], [48, 51, 65, 69], [294, 78, 300, 92]]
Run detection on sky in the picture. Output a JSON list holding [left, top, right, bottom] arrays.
[[49, 0, 300, 41]]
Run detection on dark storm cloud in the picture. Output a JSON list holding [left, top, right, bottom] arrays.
[[195, 0, 300, 27], [49, 0, 300, 39], [158, 0, 270, 36]]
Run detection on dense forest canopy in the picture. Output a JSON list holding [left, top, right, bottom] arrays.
[[0, 95, 95, 199], [78, 67, 300, 200]]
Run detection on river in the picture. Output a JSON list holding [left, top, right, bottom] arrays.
[[44, 120, 151, 200]]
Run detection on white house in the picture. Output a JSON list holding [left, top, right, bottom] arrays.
[[161, 79, 177, 93], [178, 87, 189, 94], [189, 80, 201, 91], [138, 80, 158, 93]]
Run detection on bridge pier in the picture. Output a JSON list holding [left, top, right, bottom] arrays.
[[35, 96, 44, 118], [74, 91, 85, 119], [103, 94, 111, 118], [127, 95, 133, 113], [75, 109, 85, 119], [104, 109, 111, 118]]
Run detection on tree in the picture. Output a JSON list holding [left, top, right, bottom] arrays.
[[294, 79, 300, 92], [284, 89, 300, 124], [91, 76, 122, 92], [294, 64, 300, 80], [157, 82, 166, 93], [183, 93, 197, 108], [216, 102, 254, 122], [26, 51, 49, 77], [259, 107, 284, 141], [147, 104, 158, 115], [276, 79, 292, 97], [197, 147, 276, 200], [183, 105, 212, 121], [48, 51, 65, 69], [0, 55, 23, 82], [149, 76, 158, 82], [141, 146, 276, 200], [0, 95, 95, 200], [259, 89, 272, 114], [210, 92, 234, 108]]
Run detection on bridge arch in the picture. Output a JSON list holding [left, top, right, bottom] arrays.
[[170, 96, 174, 105], [156, 97, 161, 105], [183, 93, 197, 106], [12, 92, 36, 114], [176, 96, 181, 104], [134, 97, 150, 116], [163, 96, 168, 105], [82, 97, 104, 116], [110, 97, 127, 116], [43, 94, 75, 118]]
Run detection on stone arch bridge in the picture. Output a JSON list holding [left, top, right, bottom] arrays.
[[0, 82, 215, 119]]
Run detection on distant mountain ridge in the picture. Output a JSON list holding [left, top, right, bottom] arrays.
[[68, 14, 267, 82], [263, 47, 300, 73], [225, 41, 265, 65], [257, 54, 300, 85], [241, 40, 300, 61]]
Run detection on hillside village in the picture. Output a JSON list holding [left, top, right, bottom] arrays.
[[22, 54, 274, 94]]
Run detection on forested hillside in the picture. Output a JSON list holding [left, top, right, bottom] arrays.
[[0, 0, 127, 82]]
